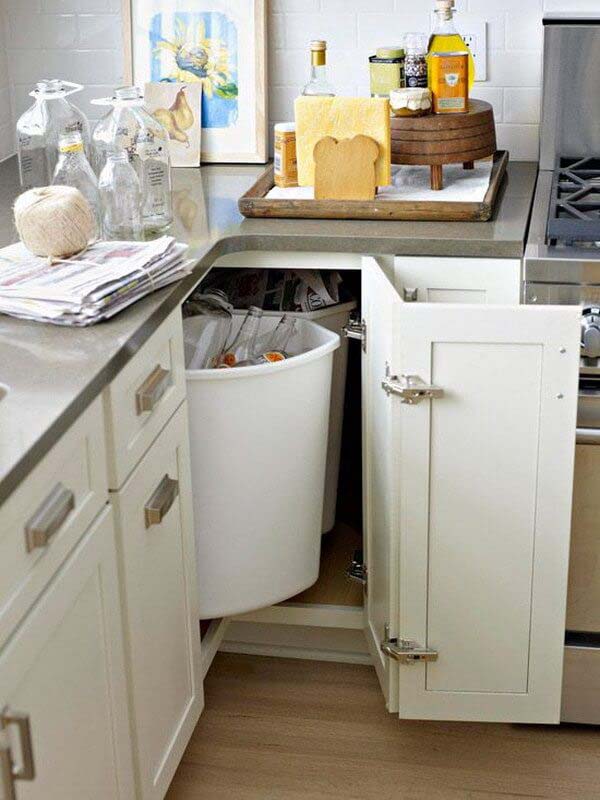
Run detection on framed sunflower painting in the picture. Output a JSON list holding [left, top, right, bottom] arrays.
[[122, 0, 267, 163]]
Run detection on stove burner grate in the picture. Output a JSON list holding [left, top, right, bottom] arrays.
[[547, 157, 600, 245]]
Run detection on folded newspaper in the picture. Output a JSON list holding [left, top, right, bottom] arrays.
[[0, 237, 191, 326]]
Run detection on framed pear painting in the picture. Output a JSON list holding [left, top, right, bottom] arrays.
[[123, 0, 268, 163], [144, 82, 202, 167]]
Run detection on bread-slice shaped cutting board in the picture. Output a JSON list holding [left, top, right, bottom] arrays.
[[294, 96, 391, 187]]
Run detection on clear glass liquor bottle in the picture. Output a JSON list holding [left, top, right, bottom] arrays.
[[219, 306, 264, 367], [302, 40, 336, 97], [182, 290, 234, 370], [256, 315, 297, 359], [16, 79, 91, 190], [52, 131, 101, 236], [91, 86, 172, 234], [98, 151, 143, 241]]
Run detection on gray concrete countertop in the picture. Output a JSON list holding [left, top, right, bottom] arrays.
[[0, 156, 537, 503]]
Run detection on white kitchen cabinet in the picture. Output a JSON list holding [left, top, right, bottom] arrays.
[[0, 507, 135, 800], [392, 255, 521, 304], [111, 401, 202, 800], [361, 256, 580, 723]]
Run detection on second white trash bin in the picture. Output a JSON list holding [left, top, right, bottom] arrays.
[[186, 315, 340, 620]]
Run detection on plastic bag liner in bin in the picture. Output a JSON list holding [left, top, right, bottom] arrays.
[[185, 315, 341, 619]]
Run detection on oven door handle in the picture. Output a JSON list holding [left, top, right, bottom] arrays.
[[576, 427, 600, 445]]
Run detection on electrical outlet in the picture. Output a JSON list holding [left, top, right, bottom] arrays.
[[429, 15, 488, 82]]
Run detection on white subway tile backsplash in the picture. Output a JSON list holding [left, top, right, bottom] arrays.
[[485, 50, 542, 87], [472, 87, 504, 122], [7, 14, 43, 49], [0, 122, 15, 161], [358, 13, 429, 50], [496, 123, 540, 160], [0, 89, 12, 126], [323, 0, 394, 10], [40, 14, 77, 49], [285, 13, 357, 50], [504, 87, 541, 124], [505, 13, 543, 51], [77, 14, 121, 49]]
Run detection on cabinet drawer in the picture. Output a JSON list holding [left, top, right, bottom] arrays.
[[112, 401, 202, 800], [0, 396, 108, 648], [103, 308, 186, 489]]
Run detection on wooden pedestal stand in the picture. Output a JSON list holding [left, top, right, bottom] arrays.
[[391, 99, 497, 190]]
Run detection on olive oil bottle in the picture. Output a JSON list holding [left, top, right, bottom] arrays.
[[428, 0, 475, 90]]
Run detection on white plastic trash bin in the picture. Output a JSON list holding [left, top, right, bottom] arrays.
[[185, 315, 341, 620], [251, 301, 356, 533]]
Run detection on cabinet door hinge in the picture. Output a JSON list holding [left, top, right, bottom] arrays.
[[381, 367, 444, 405], [381, 626, 438, 664], [342, 317, 367, 353], [345, 549, 367, 590]]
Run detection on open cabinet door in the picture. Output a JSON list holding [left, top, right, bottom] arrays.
[[392, 294, 580, 723], [361, 257, 404, 710]]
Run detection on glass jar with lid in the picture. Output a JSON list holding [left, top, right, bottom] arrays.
[[390, 87, 432, 117], [369, 47, 405, 97], [404, 33, 429, 88]]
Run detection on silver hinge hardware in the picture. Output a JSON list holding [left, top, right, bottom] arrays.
[[345, 550, 367, 588], [342, 318, 367, 353], [382, 372, 444, 405], [380, 634, 439, 665]]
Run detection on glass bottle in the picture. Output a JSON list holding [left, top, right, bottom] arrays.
[[182, 290, 234, 370], [16, 79, 91, 190], [219, 306, 264, 368], [91, 86, 172, 234], [302, 40, 336, 97], [404, 33, 429, 88], [254, 315, 297, 362], [428, 0, 475, 90], [98, 151, 143, 241], [52, 131, 101, 236]]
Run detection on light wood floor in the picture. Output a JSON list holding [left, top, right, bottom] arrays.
[[288, 522, 364, 607], [166, 654, 600, 800]]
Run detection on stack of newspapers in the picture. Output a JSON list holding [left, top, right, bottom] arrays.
[[0, 237, 191, 326]]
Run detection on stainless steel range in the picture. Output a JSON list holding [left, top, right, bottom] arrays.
[[525, 13, 600, 725]]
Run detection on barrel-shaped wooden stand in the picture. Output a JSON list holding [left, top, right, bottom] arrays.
[[391, 99, 497, 190]]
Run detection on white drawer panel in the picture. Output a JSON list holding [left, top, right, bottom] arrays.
[[0, 396, 108, 648], [112, 401, 202, 800], [103, 308, 186, 489]]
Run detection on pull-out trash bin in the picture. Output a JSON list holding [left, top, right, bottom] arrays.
[[185, 314, 340, 619]]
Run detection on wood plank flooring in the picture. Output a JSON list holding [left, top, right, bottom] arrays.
[[287, 522, 364, 607], [166, 654, 600, 800]]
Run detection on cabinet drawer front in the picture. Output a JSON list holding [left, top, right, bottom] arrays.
[[0, 396, 108, 648], [104, 308, 186, 490], [112, 401, 202, 800], [0, 507, 135, 800]]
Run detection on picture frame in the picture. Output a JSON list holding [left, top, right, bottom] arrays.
[[122, 0, 268, 164]]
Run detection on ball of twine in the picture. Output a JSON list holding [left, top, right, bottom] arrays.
[[14, 186, 96, 260]]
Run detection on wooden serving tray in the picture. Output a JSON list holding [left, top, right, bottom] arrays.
[[239, 150, 509, 223]]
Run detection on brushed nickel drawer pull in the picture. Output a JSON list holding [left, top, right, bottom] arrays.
[[1, 708, 35, 797], [24, 483, 75, 553], [145, 475, 179, 528], [0, 744, 16, 800], [135, 365, 171, 415]]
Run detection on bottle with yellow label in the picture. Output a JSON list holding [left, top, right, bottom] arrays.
[[428, 0, 475, 90]]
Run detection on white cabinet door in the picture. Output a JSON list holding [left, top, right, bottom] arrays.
[[361, 260, 399, 709], [362, 257, 581, 724], [393, 256, 521, 304], [0, 508, 135, 800], [112, 401, 202, 800]]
